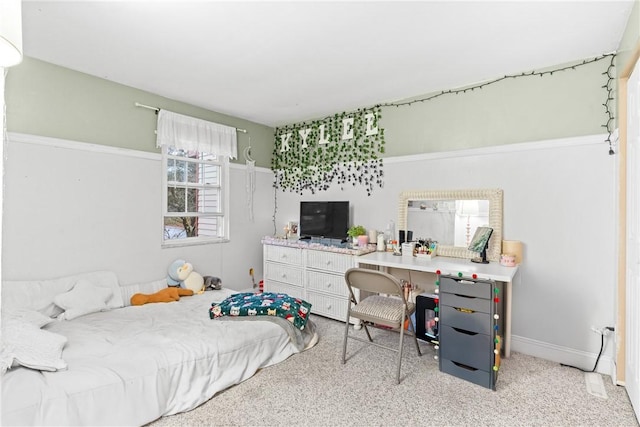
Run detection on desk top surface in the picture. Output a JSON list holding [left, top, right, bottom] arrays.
[[356, 251, 519, 282]]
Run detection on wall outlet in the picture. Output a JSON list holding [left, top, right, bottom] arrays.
[[590, 326, 604, 335]]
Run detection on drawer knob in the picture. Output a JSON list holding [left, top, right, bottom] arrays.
[[281, 254, 287, 259], [326, 304, 332, 310], [326, 282, 332, 288], [326, 260, 332, 266], [281, 273, 287, 279]]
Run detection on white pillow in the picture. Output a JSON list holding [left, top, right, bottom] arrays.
[[79, 271, 125, 309], [1, 308, 54, 328], [54, 279, 113, 320], [3, 277, 75, 318], [0, 318, 67, 374], [3, 270, 124, 317]]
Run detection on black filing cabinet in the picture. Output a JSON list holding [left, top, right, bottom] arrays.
[[438, 275, 503, 390]]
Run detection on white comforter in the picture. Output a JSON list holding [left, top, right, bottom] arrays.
[[1, 290, 300, 426]]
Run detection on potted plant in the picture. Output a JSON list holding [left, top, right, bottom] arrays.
[[347, 225, 368, 246]]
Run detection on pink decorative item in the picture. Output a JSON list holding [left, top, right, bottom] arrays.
[[357, 235, 369, 246], [500, 253, 516, 267]]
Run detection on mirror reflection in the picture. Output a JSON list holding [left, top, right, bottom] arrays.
[[398, 189, 503, 261], [407, 199, 490, 246]]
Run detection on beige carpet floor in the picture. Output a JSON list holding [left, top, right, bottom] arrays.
[[150, 314, 638, 427]]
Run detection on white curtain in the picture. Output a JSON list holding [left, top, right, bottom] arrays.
[[156, 109, 237, 159]]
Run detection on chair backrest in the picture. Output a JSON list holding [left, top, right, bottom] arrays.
[[344, 268, 405, 298]]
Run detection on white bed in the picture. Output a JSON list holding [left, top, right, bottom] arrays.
[[1, 273, 315, 426]]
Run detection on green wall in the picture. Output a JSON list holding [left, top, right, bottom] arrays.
[[379, 57, 612, 156], [5, 57, 275, 168], [6, 51, 618, 165], [275, 56, 613, 158]]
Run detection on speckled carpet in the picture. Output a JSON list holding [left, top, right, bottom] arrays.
[[150, 314, 638, 427]]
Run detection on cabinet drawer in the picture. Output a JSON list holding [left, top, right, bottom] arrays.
[[307, 271, 348, 297], [440, 276, 493, 299], [264, 245, 303, 265], [439, 324, 492, 370], [440, 304, 491, 335], [305, 291, 348, 321], [440, 292, 491, 314], [440, 358, 495, 390], [264, 280, 305, 300], [306, 250, 354, 274], [264, 263, 303, 287]]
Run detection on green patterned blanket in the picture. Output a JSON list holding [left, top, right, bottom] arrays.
[[209, 292, 312, 330]]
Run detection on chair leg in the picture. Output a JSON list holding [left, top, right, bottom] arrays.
[[362, 322, 373, 342], [342, 312, 351, 364], [407, 314, 422, 357], [396, 322, 405, 384]]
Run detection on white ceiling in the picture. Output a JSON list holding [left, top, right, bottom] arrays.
[[21, 0, 635, 127]]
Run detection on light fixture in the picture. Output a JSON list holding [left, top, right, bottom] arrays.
[[0, 0, 23, 67]]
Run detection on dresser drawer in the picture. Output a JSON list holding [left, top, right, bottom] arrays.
[[306, 291, 348, 320], [440, 358, 495, 390], [264, 280, 305, 300], [440, 276, 493, 299], [440, 292, 491, 314], [264, 263, 303, 287], [306, 250, 355, 274], [439, 324, 492, 370], [440, 304, 491, 335], [264, 245, 303, 265], [306, 271, 348, 297]]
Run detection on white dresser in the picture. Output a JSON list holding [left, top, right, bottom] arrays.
[[263, 238, 374, 323]]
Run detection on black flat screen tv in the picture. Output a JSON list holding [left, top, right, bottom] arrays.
[[299, 201, 349, 240]]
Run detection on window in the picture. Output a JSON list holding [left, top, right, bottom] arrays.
[[156, 109, 237, 246], [162, 146, 229, 245]]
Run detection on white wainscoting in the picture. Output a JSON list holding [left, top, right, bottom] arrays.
[[274, 133, 619, 377], [2, 132, 275, 289], [3, 132, 620, 377]]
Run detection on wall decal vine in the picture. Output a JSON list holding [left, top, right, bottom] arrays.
[[272, 106, 385, 196], [271, 53, 615, 199]]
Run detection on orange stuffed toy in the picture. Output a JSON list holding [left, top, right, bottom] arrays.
[[130, 287, 194, 306]]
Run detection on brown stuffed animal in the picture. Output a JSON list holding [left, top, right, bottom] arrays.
[[130, 287, 194, 306]]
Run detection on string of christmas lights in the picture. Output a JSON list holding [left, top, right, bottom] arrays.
[[304, 53, 616, 155], [377, 53, 616, 154], [602, 54, 616, 155], [378, 54, 614, 107], [432, 270, 502, 378], [493, 282, 501, 373]]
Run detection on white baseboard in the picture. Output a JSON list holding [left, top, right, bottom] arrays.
[[511, 334, 616, 380]]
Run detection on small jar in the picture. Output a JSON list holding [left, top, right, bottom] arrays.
[[500, 253, 516, 267]]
